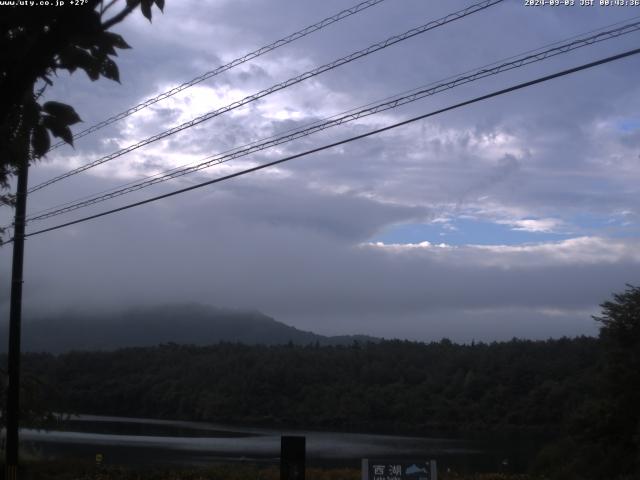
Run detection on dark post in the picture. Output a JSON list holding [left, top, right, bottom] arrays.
[[5, 154, 29, 480], [280, 435, 305, 480]]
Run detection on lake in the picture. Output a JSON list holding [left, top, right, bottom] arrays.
[[19, 414, 546, 473]]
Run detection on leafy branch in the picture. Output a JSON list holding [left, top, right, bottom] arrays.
[[0, 0, 165, 210]]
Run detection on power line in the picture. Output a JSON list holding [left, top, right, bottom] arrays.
[[46, 0, 389, 152], [29, 0, 504, 194], [28, 13, 640, 220], [22, 47, 640, 240], [24, 19, 640, 223]]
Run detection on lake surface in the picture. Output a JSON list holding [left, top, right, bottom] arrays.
[[20, 415, 544, 473]]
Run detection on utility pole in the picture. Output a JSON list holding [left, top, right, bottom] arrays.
[[5, 149, 29, 480]]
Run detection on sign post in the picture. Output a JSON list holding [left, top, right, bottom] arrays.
[[362, 459, 437, 480]]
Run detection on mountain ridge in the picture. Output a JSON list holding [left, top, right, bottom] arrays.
[[1, 303, 379, 353]]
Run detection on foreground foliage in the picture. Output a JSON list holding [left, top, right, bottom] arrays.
[[0, 0, 164, 242], [0, 460, 545, 480]]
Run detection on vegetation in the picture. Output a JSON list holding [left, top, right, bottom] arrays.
[[591, 284, 640, 476], [12, 337, 599, 433], [0, 0, 164, 240], [0, 460, 546, 480], [534, 285, 640, 479]]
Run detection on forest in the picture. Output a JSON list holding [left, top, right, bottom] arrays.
[[15, 337, 599, 433]]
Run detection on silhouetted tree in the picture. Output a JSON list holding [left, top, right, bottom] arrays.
[[545, 285, 640, 479], [589, 284, 640, 478], [0, 0, 164, 239]]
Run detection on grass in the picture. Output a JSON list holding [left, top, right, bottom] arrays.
[[1, 459, 548, 480]]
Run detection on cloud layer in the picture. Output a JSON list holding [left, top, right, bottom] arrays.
[[1, 0, 639, 342]]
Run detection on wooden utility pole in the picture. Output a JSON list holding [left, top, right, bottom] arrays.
[[5, 152, 29, 480]]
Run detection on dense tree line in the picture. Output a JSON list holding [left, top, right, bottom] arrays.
[[12, 337, 599, 433]]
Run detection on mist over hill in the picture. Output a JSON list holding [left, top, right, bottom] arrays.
[[0, 304, 378, 353]]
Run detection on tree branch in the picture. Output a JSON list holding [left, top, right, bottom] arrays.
[[101, 0, 119, 17], [102, 1, 140, 30]]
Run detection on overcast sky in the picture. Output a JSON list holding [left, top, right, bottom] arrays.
[[1, 0, 640, 342]]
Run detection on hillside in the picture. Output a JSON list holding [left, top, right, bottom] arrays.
[[0, 304, 377, 353]]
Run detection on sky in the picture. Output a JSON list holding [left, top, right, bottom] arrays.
[[1, 0, 640, 342]]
